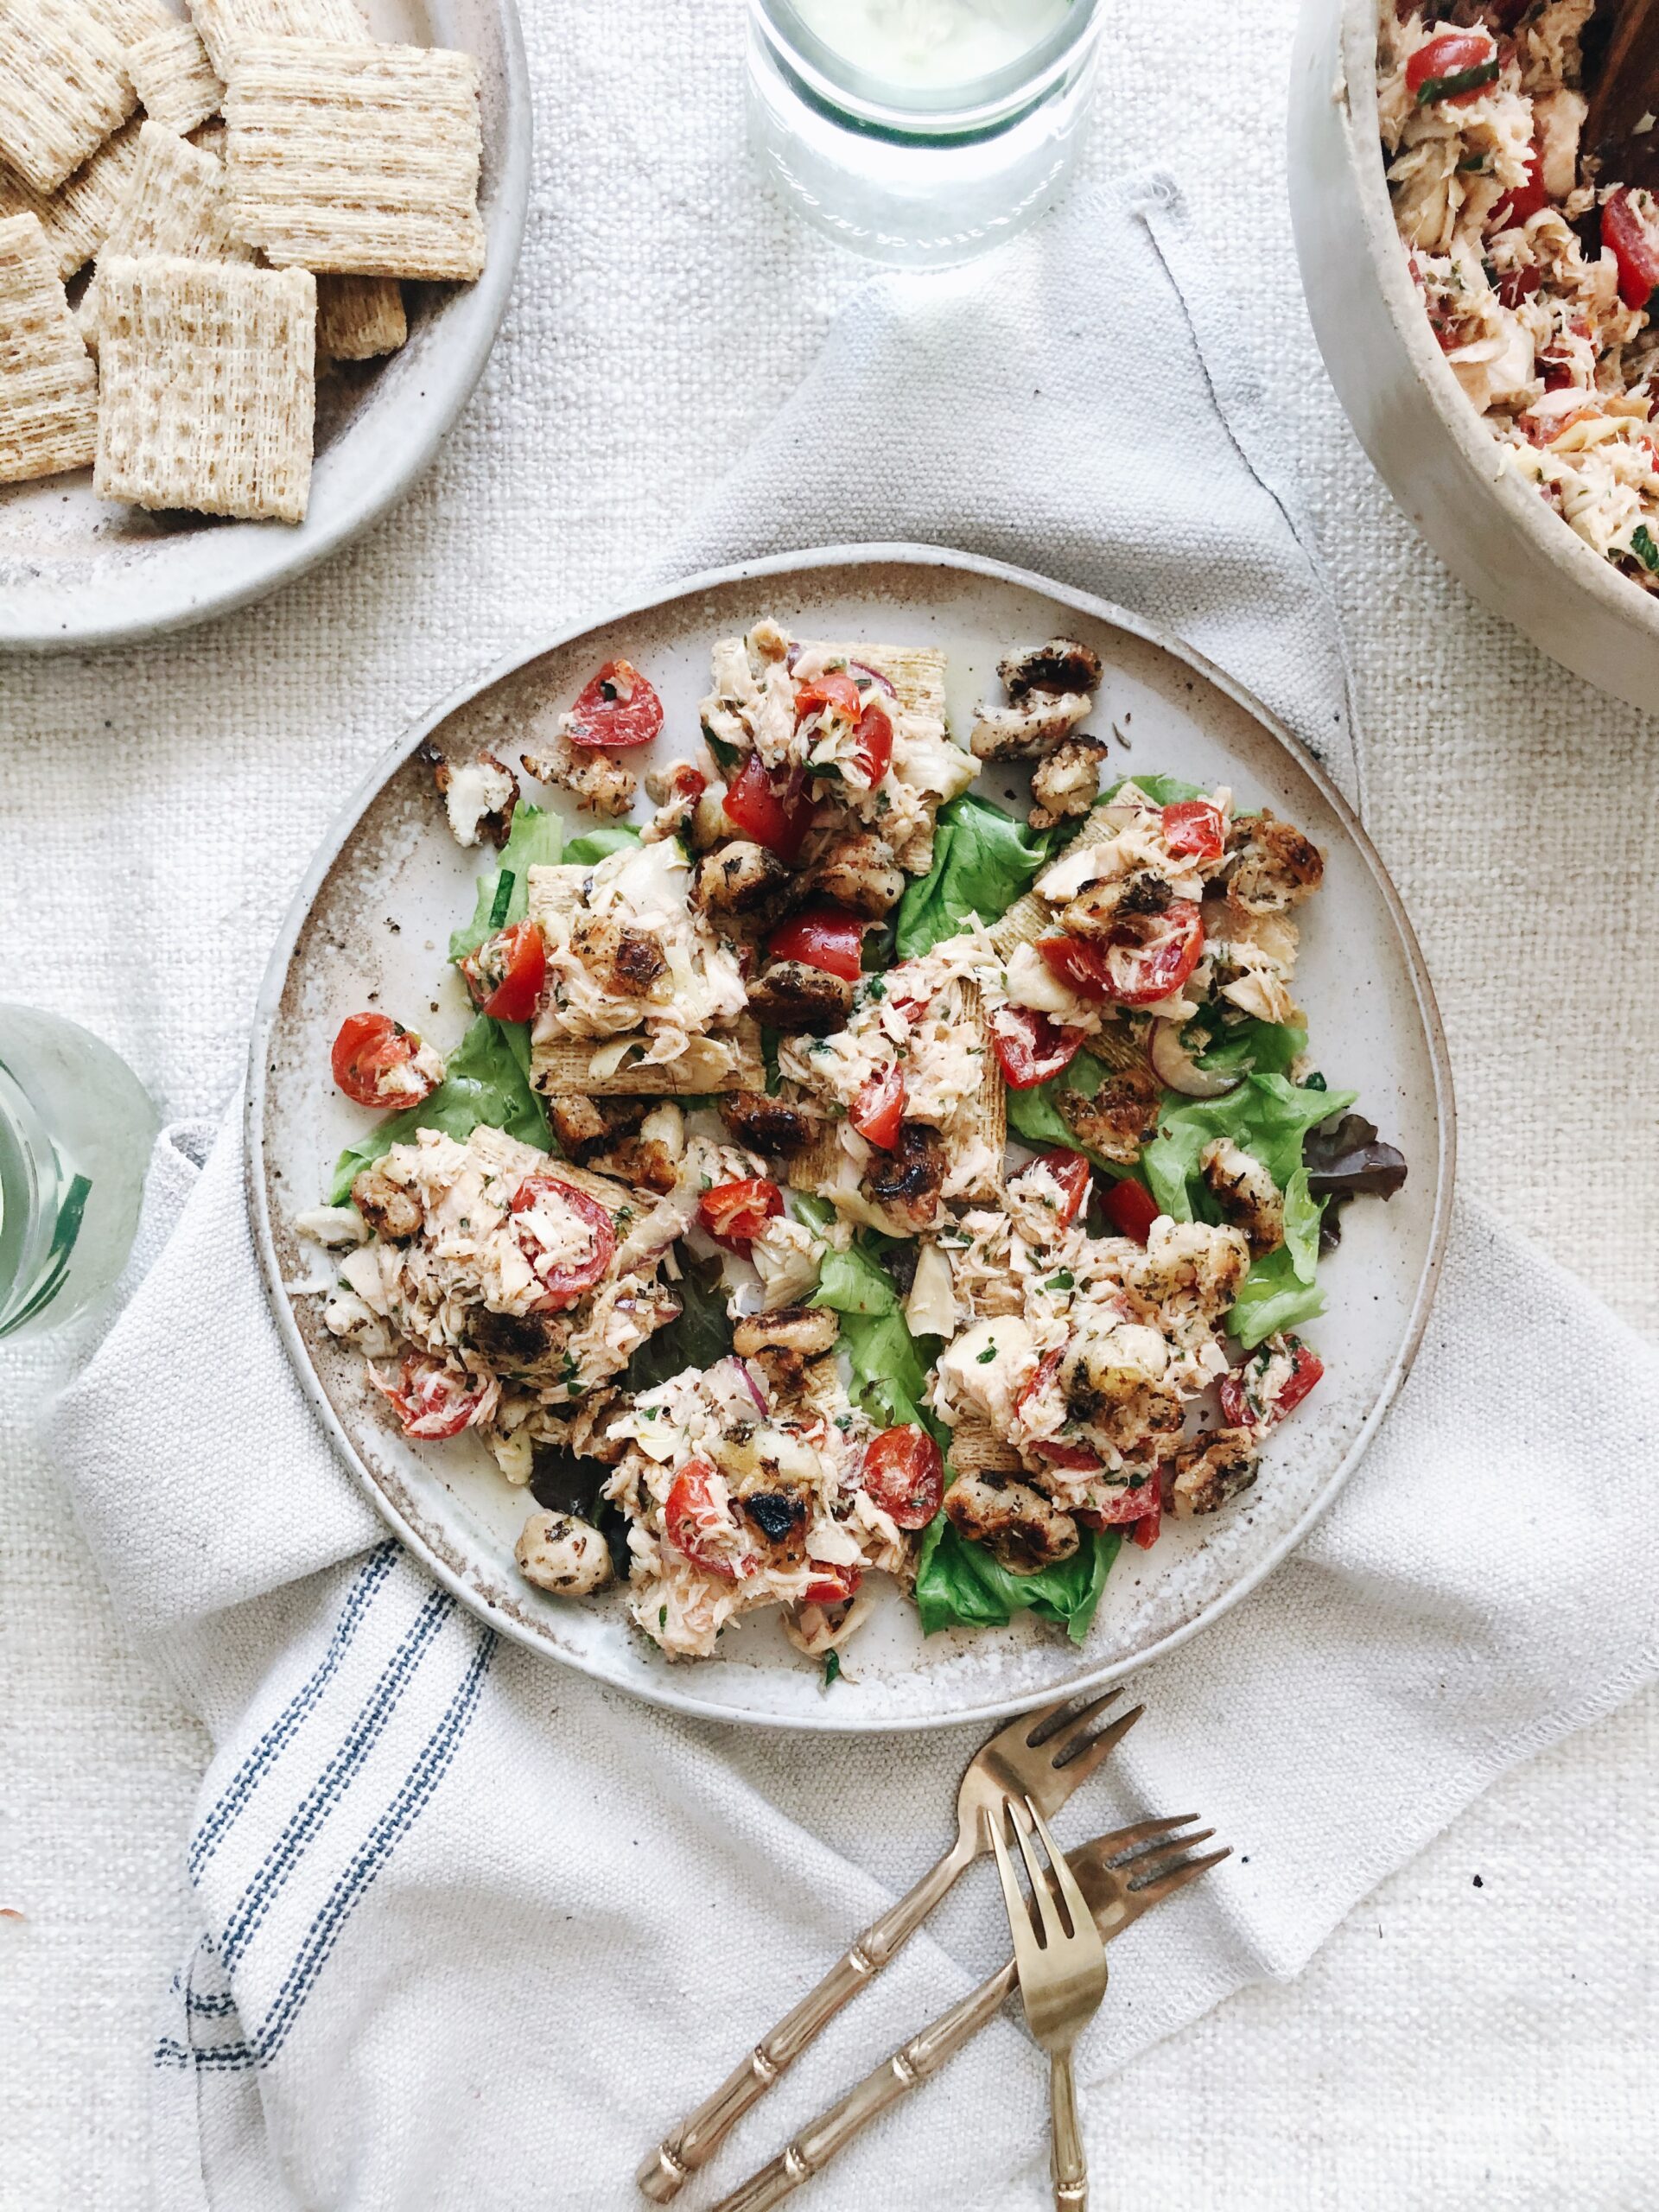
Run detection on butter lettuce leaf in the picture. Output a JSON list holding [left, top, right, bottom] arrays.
[[1141, 1074, 1356, 1223], [448, 804, 566, 963], [914, 1514, 1118, 1643], [1003, 1048, 1134, 1176], [894, 796, 1060, 957], [328, 1014, 550, 1204], [1228, 1244, 1327, 1349]]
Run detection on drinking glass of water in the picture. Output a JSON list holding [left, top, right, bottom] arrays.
[[747, 0, 1104, 266], [0, 1006, 158, 1341]]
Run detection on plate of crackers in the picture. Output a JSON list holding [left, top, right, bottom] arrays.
[[0, 0, 530, 651]]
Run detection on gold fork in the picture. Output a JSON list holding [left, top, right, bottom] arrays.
[[989, 1796, 1109, 2211], [710, 1815, 1225, 2212], [637, 1692, 1142, 2202]]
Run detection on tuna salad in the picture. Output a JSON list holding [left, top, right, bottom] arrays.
[[300, 624, 1406, 1669], [1381, 1, 1659, 589]]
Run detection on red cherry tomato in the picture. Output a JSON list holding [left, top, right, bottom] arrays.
[[989, 1005, 1088, 1090], [1161, 798, 1224, 862], [563, 658, 664, 749], [1034, 1439, 1103, 1472], [459, 920, 546, 1025], [850, 1065, 906, 1151], [1100, 1178, 1160, 1244], [860, 1426, 945, 1529], [1027, 1147, 1092, 1225], [1491, 139, 1547, 232], [1037, 899, 1204, 1008], [371, 1352, 490, 1440], [1090, 1480, 1167, 1526], [723, 755, 814, 862], [851, 699, 894, 787], [331, 1013, 442, 1111], [664, 1457, 757, 1580], [1218, 1338, 1325, 1428], [697, 1177, 784, 1253], [1603, 187, 1659, 311], [1406, 30, 1497, 105], [1014, 1350, 1061, 1427], [803, 1561, 864, 1607], [765, 905, 866, 982], [795, 670, 863, 721], [1131, 1482, 1163, 1549], [509, 1173, 617, 1312]]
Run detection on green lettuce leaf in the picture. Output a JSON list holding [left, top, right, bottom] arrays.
[[1101, 772, 1205, 806], [625, 1249, 733, 1393], [810, 1235, 943, 1435], [1197, 1019, 1306, 1079], [563, 823, 641, 867], [1228, 1243, 1327, 1349], [893, 796, 1060, 957], [448, 805, 565, 963], [1141, 1074, 1357, 1223], [1003, 1050, 1133, 1178], [329, 1014, 550, 1203], [913, 1515, 1119, 1643]]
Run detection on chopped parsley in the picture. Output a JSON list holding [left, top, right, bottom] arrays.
[[1046, 1270, 1075, 1291], [822, 1649, 842, 1688], [976, 1343, 998, 1364], [1631, 524, 1659, 575]]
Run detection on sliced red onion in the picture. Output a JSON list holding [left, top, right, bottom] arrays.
[[1149, 1020, 1241, 1098], [728, 1357, 771, 1415], [848, 659, 897, 697]]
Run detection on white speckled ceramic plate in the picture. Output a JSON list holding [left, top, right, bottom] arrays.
[[0, 1, 530, 653], [248, 547, 1455, 1732]]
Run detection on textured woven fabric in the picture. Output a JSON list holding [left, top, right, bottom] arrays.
[[3, 2, 1657, 2207]]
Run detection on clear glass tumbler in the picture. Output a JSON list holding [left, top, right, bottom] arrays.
[[747, 0, 1103, 267], [0, 1005, 158, 1341]]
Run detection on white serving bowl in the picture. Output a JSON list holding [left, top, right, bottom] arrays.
[[1288, 0, 1659, 713]]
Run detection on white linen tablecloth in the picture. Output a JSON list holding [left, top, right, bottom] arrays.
[[3, 3, 1656, 2207]]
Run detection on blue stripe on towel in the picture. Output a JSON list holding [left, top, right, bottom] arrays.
[[152, 1624, 496, 2075], [217, 1583, 455, 1974], [188, 1541, 398, 1877]]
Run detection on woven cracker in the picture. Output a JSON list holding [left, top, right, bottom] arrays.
[[189, 0, 366, 81], [93, 252, 315, 521], [0, 114, 143, 279], [531, 1021, 767, 1101], [316, 271, 404, 360], [80, 121, 249, 344], [989, 807, 1122, 957], [128, 22, 224, 137], [945, 1421, 1023, 1477], [463, 1126, 636, 1222], [0, 0, 137, 196], [225, 37, 485, 280], [79, 0, 175, 43], [0, 213, 98, 483], [190, 117, 227, 160]]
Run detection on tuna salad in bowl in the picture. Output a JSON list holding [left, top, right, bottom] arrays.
[[1290, 0, 1659, 709]]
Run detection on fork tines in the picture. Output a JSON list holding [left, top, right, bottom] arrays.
[[1023, 1689, 1145, 1779]]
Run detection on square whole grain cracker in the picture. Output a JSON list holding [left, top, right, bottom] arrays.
[[0, 114, 143, 279], [79, 0, 175, 43], [93, 252, 316, 521], [225, 37, 486, 281], [316, 271, 404, 361], [81, 119, 250, 341], [189, 0, 366, 81], [0, 213, 99, 483], [127, 22, 225, 137], [531, 1023, 768, 1102], [0, 0, 137, 195]]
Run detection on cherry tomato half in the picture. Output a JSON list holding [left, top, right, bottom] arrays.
[[795, 670, 863, 722], [460, 919, 546, 1024], [509, 1173, 617, 1312], [1037, 899, 1204, 1008], [1490, 138, 1547, 232], [1218, 1337, 1325, 1428], [860, 1426, 945, 1529], [371, 1352, 490, 1440], [1086, 1478, 1160, 1524], [803, 1561, 863, 1607], [1027, 1147, 1092, 1225], [1100, 1178, 1160, 1244], [765, 905, 866, 982], [1161, 798, 1224, 863], [331, 1012, 442, 1111], [1033, 1439, 1103, 1472], [989, 1005, 1088, 1090], [664, 1457, 757, 1580], [850, 1065, 906, 1151], [563, 658, 664, 749], [1406, 30, 1497, 106], [723, 755, 814, 863], [698, 1177, 784, 1253], [1603, 187, 1659, 311], [851, 699, 894, 788]]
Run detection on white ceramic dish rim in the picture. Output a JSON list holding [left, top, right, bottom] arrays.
[[0, 5, 532, 655], [245, 542, 1458, 1734], [1328, 0, 1659, 652]]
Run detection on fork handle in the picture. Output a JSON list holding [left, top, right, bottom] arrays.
[[637, 1838, 974, 2201], [709, 1960, 1019, 2212], [1050, 2050, 1087, 2211]]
